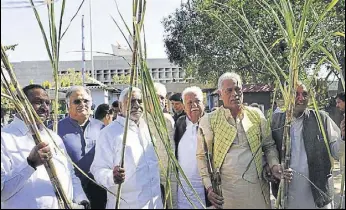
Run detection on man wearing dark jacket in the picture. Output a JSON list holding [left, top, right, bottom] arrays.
[[271, 82, 343, 209], [169, 93, 186, 122], [173, 86, 210, 209], [56, 86, 107, 209]]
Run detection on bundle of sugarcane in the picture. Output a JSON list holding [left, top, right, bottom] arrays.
[[111, 0, 206, 208], [1, 44, 72, 209], [28, 0, 86, 132], [200, 127, 223, 198]]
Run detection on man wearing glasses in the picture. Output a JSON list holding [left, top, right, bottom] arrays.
[[56, 86, 107, 209]]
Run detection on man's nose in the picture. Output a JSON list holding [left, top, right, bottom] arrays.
[[41, 102, 49, 110], [132, 100, 140, 107], [296, 94, 304, 101], [191, 102, 198, 107]]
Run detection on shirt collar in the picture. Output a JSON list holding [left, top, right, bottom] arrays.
[[116, 115, 140, 129], [11, 117, 30, 135], [12, 117, 45, 135], [221, 106, 244, 120], [185, 116, 198, 127], [68, 116, 90, 128]]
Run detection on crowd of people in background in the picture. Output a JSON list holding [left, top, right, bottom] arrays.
[[1, 74, 345, 209]]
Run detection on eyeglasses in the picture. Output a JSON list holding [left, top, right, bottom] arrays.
[[73, 99, 90, 105], [130, 99, 143, 104]]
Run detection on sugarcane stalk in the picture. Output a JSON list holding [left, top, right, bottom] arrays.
[[339, 153, 345, 209], [200, 127, 223, 199], [1, 44, 72, 209], [338, 114, 345, 209], [115, 1, 141, 208], [137, 25, 205, 210]]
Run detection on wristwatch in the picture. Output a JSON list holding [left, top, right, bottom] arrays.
[[27, 157, 37, 170]]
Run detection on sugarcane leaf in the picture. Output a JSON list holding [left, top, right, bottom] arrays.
[[110, 15, 134, 52], [333, 31, 345, 37], [29, 0, 53, 62], [307, 0, 340, 38], [60, 0, 86, 39]]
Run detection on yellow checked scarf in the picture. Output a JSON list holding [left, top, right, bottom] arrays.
[[209, 106, 270, 204]]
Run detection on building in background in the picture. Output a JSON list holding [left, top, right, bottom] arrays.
[[206, 84, 274, 114], [12, 45, 193, 89]]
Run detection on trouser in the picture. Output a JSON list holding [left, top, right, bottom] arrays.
[[83, 180, 107, 209]]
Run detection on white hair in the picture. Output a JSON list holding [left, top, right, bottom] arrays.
[[218, 72, 243, 90], [119, 87, 141, 103], [182, 86, 204, 104], [65, 86, 92, 107], [297, 81, 307, 90], [154, 82, 167, 97]]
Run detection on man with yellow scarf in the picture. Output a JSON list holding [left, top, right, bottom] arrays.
[[196, 72, 281, 209]]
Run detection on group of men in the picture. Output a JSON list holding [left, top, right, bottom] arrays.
[[1, 72, 345, 209]]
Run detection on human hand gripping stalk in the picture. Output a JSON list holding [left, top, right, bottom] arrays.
[[200, 128, 224, 209]]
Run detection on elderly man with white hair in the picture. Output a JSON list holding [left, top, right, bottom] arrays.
[[196, 72, 281, 209], [56, 86, 106, 209], [173, 86, 210, 209], [91, 87, 163, 209]]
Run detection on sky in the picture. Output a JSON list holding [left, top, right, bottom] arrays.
[[1, 0, 184, 62]]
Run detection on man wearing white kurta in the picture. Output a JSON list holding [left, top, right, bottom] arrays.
[[272, 82, 343, 209], [1, 84, 88, 209], [174, 86, 207, 209], [91, 87, 163, 209]]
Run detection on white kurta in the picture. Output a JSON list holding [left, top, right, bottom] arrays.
[[90, 116, 163, 209], [177, 118, 205, 209], [220, 114, 269, 209], [1, 118, 87, 209], [287, 115, 343, 209]]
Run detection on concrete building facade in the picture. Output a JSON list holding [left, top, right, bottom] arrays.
[[12, 45, 193, 89]]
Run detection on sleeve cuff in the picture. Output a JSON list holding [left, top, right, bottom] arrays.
[[21, 160, 36, 178], [203, 178, 212, 191], [268, 157, 280, 169], [107, 170, 116, 188], [74, 192, 88, 204]]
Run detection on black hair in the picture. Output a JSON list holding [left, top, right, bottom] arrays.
[[250, 103, 259, 108], [169, 93, 182, 102], [95, 104, 113, 120], [112, 100, 119, 108], [336, 92, 345, 102], [22, 84, 46, 97]]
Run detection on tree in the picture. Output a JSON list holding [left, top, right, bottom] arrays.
[[42, 80, 52, 89], [1, 45, 18, 111], [112, 74, 141, 84], [163, 0, 345, 85], [58, 68, 91, 87], [3, 44, 18, 52]]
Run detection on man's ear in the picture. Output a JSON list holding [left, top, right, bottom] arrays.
[[118, 103, 123, 112], [218, 89, 222, 96]]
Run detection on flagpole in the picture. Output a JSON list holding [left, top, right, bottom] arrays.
[[89, 0, 94, 79], [82, 15, 86, 86]]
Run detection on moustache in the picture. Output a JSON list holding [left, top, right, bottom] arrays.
[[131, 109, 142, 113], [77, 106, 88, 111], [37, 109, 48, 115], [231, 97, 240, 102]]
